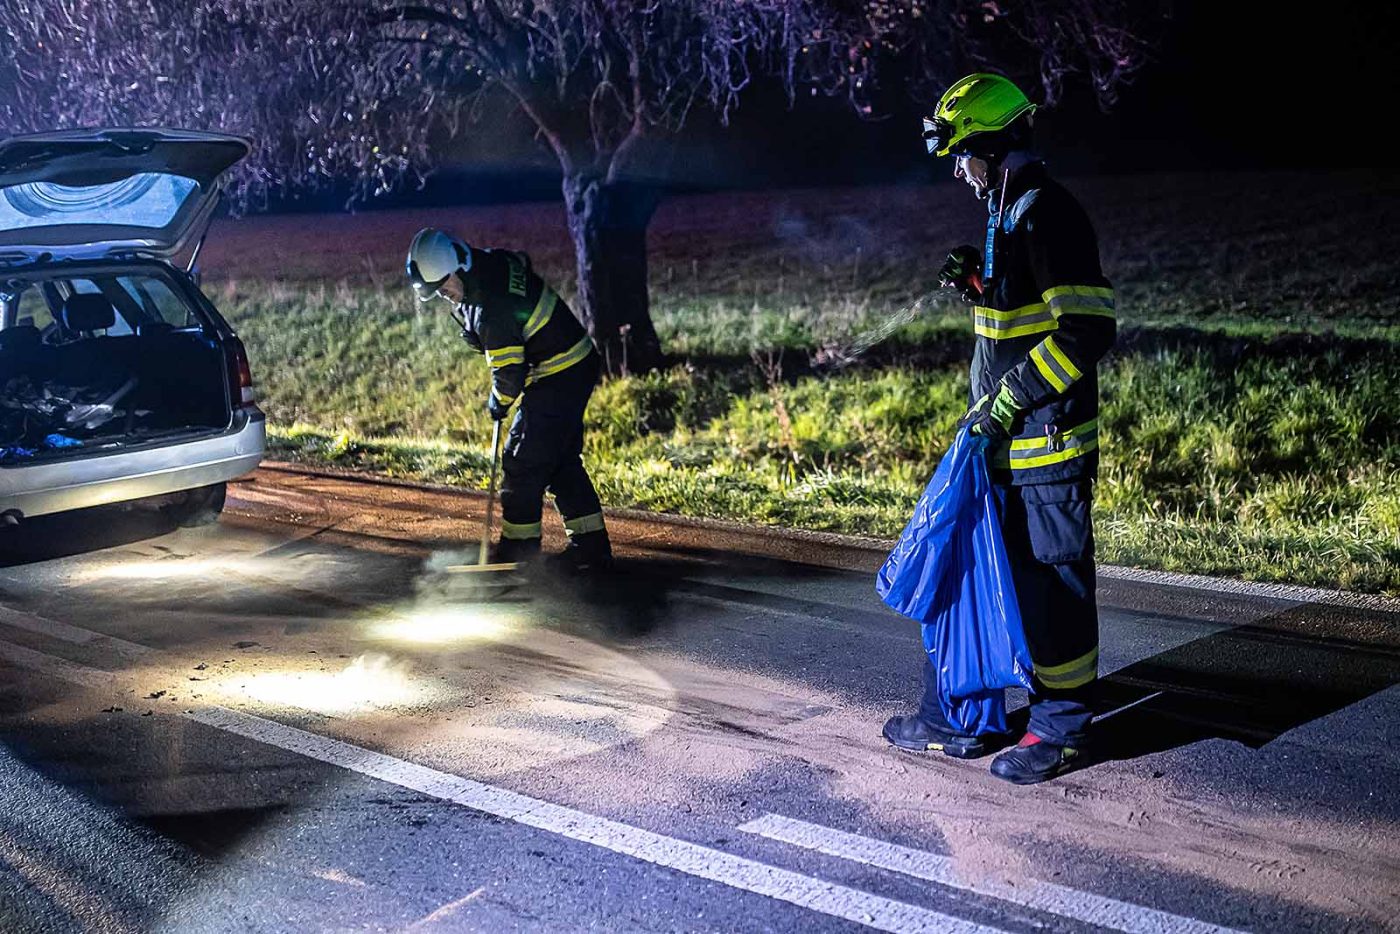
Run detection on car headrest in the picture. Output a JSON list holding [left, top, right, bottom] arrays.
[[61, 292, 116, 333], [0, 324, 40, 353]]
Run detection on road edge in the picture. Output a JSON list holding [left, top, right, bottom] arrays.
[[252, 460, 1400, 613]]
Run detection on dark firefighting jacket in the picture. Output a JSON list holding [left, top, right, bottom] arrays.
[[457, 248, 595, 408], [970, 160, 1117, 485]]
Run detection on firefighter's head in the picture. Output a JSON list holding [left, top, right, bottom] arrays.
[[923, 74, 1036, 200], [406, 228, 472, 303]]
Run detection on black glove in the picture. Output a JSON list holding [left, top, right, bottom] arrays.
[[487, 394, 512, 421], [939, 245, 983, 303]]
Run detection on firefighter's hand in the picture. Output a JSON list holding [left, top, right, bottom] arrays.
[[958, 385, 1020, 440], [487, 394, 512, 421], [939, 245, 983, 303]]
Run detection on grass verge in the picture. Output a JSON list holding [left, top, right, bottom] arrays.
[[252, 329, 1400, 594]]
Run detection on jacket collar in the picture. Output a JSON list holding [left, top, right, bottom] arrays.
[[989, 153, 1046, 215]]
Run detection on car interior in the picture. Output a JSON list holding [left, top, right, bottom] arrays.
[[0, 269, 231, 461]]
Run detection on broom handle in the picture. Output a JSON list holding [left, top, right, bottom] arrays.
[[479, 419, 504, 566]]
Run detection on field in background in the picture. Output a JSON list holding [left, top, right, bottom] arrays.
[[207, 172, 1400, 593]]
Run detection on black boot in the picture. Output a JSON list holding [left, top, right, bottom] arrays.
[[491, 537, 541, 565], [990, 734, 1083, 784], [549, 529, 613, 574], [881, 715, 988, 759]]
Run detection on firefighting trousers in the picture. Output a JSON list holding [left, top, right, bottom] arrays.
[[920, 479, 1099, 746], [499, 352, 605, 541]]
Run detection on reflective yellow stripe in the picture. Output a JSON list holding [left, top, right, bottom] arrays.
[[1035, 646, 1099, 689], [972, 302, 1057, 340], [500, 520, 542, 540], [974, 318, 1058, 340], [1044, 285, 1116, 319], [1031, 343, 1069, 393], [523, 287, 557, 340], [487, 345, 526, 368], [992, 418, 1099, 470], [563, 512, 606, 536], [1044, 335, 1083, 381], [492, 390, 518, 406], [975, 302, 1051, 321], [1043, 285, 1114, 302], [525, 337, 593, 385]]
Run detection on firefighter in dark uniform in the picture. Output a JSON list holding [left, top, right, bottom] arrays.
[[883, 74, 1116, 784], [406, 228, 612, 571]]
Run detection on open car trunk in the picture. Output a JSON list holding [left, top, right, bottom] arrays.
[[0, 266, 232, 464]]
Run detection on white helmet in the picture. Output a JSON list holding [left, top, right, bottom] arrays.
[[406, 228, 472, 301]]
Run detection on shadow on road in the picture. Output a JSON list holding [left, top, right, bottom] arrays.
[[0, 501, 183, 568], [1095, 603, 1400, 758]]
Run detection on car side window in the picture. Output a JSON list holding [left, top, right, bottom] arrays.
[[64, 278, 134, 336], [14, 285, 56, 333], [115, 275, 197, 328]]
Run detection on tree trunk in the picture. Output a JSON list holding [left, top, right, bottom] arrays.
[[562, 174, 663, 375]]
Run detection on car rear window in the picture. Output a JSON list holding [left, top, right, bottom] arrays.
[[0, 173, 199, 233]]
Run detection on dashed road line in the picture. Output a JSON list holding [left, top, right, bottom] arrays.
[[188, 706, 1008, 934], [0, 637, 1007, 934], [739, 813, 1245, 934]]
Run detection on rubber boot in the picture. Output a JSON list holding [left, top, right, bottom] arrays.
[[989, 733, 1083, 784], [881, 715, 988, 759], [548, 529, 613, 574], [491, 537, 542, 565]]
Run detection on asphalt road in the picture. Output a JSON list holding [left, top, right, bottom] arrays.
[[0, 467, 1397, 933]]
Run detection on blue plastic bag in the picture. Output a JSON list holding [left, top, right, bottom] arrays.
[[876, 426, 1033, 735]]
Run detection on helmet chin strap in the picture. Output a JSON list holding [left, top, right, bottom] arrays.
[[975, 151, 1008, 203]]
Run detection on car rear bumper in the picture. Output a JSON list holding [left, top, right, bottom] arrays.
[[0, 412, 265, 519]]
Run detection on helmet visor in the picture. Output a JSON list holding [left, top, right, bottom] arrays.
[[406, 258, 451, 302], [922, 116, 955, 156]]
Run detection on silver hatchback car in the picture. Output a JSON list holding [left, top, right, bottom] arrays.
[[0, 128, 264, 527]]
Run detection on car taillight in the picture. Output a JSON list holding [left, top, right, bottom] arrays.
[[225, 335, 256, 407]]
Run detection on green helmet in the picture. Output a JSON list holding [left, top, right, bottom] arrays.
[[922, 73, 1037, 158]]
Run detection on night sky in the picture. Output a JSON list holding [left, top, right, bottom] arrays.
[[293, 1, 1398, 211]]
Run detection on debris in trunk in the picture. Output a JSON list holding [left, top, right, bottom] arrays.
[[0, 375, 139, 459]]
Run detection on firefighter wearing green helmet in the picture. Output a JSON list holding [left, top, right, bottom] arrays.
[[406, 228, 612, 572], [884, 74, 1117, 784]]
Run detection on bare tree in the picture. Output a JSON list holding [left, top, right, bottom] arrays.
[[0, 0, 1161, 373]]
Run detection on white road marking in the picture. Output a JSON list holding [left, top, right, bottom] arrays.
[[188, 705, 1006, 934], [739, 813, 1246, 934], [0, 831, 134, 933], [0, 639, 118, 689], [1098, 565, 1400, 613], [0, 605, 151, 660], [0, 638, 1007, 934], [254, 462, 1400, 612]]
